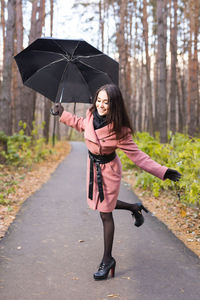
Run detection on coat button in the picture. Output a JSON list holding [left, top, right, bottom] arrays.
[[102, 139, 105, 142]]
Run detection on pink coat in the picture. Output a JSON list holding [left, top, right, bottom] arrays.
[[60, 109, 168, 212]]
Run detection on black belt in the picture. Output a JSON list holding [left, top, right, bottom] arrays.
[[88, 150, 116, 202]]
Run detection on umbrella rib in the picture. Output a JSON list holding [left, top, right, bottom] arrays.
[[77, 53, 104, 60], [55, 62, 71, 101], [52, 40, 71, 58], [71, 40, 81, 58], [29, 57, 67, 77], [73, 64, 94, 98], [23, 49, 66, 57], [55, 61, 93, 102], [72, 60, 111, 99], [78, 59, 111, 77]]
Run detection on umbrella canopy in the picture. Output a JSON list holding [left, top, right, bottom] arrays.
[[14, 37, 119, 104]]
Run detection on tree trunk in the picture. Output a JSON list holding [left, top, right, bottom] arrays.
[[187, 0, 199, 136], [142, 0, 153, 135], [154, 47, 159, 132], [0, 0, 16, 135], [99, 0, 105, 52], [44, 98, 52, 142], [169, 0, 177, 134], [0, 0, 6, 82], [137, 60, 143, 132], [13, 0, 23, 132], [131, 3, 138, 131], [157, 0, 168, 142], [114, 0, 128, 98], [177, 67, 184, 132], [21, 0, 45, 135], [44, 0, 53, 143], [50, 0, 53, 36]]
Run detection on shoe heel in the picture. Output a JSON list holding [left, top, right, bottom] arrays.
[[94, 258, 116, 280], [110, 264, 116, 278], [141, 205, 148, 213]]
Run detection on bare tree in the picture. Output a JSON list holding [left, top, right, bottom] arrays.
[[112, 0, 133, 114], [169, 0, 177, 134], [187, 0, 199, 136], [113, 0, 128, 98], [156, 0, 168, 142], [43, 0, 54, 143], [99, 0, 105, 52], [21, 0, 46, 135], [142, 0, 153, 135], [13, 0, 23, 132], [0, 0, 6, 81], [0, 0, 16, 135]]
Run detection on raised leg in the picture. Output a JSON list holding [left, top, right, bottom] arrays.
[[115, 199, 148, 227], [115, 199, 139, 212]]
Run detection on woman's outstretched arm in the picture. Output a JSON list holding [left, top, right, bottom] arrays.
[[53, 103, 85, 132], [117, 130, 181, 181]]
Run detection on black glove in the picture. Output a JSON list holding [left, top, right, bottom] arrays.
[[50, 103, 64, 116], [164, 168, 182, 182]]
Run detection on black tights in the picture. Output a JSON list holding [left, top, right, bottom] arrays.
[[100, 200, 138, 264], [100, 212, 114, 264], [115, 199, 138, 211]]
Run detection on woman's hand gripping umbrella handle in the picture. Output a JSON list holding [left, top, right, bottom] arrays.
[[50, 103, 64, 116], [50, 87, 64, 116]]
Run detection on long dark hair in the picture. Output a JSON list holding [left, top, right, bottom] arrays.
[[90, 84, 133, 138]]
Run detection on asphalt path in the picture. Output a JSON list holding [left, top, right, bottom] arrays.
[[0, 142, 200, 300]]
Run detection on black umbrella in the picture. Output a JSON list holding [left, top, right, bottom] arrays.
[[14, 37, 119, 105]]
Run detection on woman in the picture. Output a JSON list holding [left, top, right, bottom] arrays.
[[53, 84, 181, 281]]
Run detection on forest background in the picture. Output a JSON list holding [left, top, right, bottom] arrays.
[[0, 0, 199, 142]]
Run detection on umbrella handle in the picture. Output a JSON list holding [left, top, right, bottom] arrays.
[[50, 108, 59, 116], [50, 87, 64, 116]]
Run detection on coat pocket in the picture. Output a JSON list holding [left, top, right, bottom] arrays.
[[109, 158, 122, 177]]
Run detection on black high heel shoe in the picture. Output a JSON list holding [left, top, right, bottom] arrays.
[[132, 203, 148, 227], [93, 258, 116, 280]]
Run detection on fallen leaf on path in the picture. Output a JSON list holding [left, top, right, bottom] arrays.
[[121, 276, 131, 280], [107, 294, 120, 298], [78, 240, 85, 243], [180, 208, 186, 218]]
